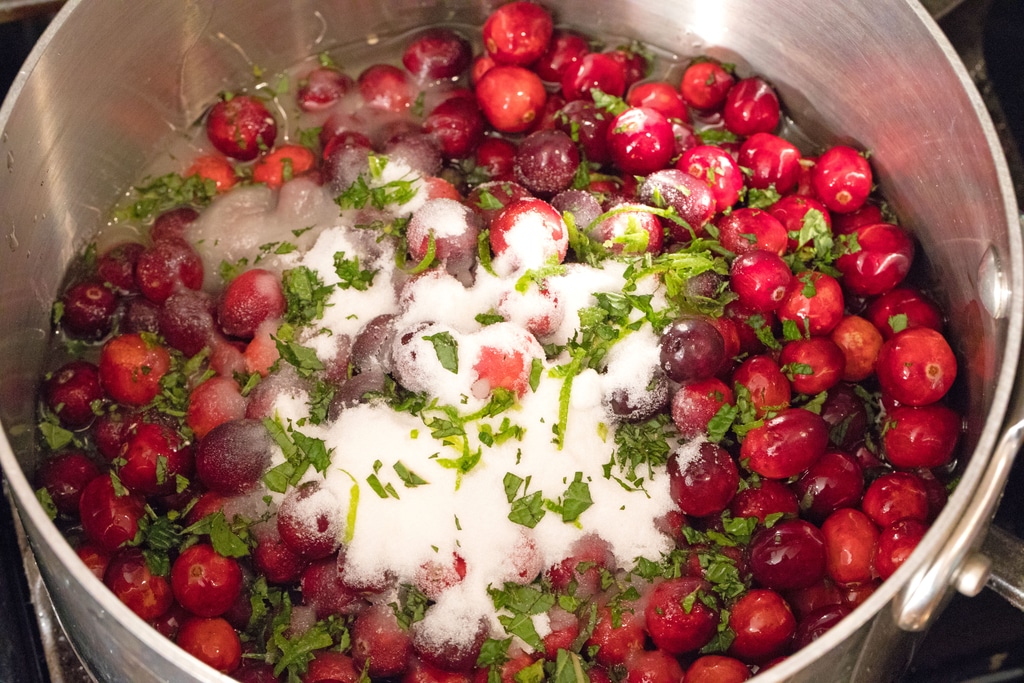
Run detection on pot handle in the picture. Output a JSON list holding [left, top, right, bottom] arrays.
[[893, 383, 1024, 631]]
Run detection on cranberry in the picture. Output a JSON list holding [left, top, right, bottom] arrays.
[[676, 144, 744, 212], [829, 315, 884, 382], [737, 133, 802, 192], [482, 0, 553, 66], [605, 107, 675, 176], [586, 605, 645, 666], [205, 95, 276, 161], [683, 655, 752, 683], [534, 29, 589, 83], [98, 333, 171, 406], [488, 198, 568, 271], [423, 97, 486, 161], [717, 208, 788, 256], [671, 377, 734, 439], [278, 480, 343, 559], [667, 441, 740, 517], [724, 300, 778, 355], [637, 169, 716, 238], [659, 316, 726, 383], [729, 479, 799, 523], [861, 472, 929, 528], [875, 518, 928, 579], [607, 47, 649, 89], [350, 603, 413, 677], [777, 271, 845, 336], [811, 145, 873, 214], [729, 250, 793, 313], [151, 207, 200, 243], [727, 589, 795, 663], [835, 222, 915, 297], [875, 327, 956, 406], [722, 77, 780, 136], [218, 268, 286, 340], [78, 474, 146, 553], [300, 557, 362, 619], [883, 403, 961, 468], [588, 202, 664, 255], [792, 451, 864, 524], [35, 450, 101, 517], [546, 534, 614, 597], [792, 604, 851, 650], [176, 616, 242, 673], [732, 355, 791, 418], [76, 542, 112, 581], [475, 65, 547, 133], [822, 508, 879, 585], [97, 242, 144, 293], [748, 519, 827, 591], [680, 60, 736, 111], [185, 376, 246, 440], [296, 66, 353, 111], [779, 337, 845, 396], [251, 532, 309, 585], [466, 181, 533, 227], [60, 280, 117, 340], [45, 360, 103, 430], [358, 64, 412, 112], [741, 408, 829, 479], [185, 154, 237, 192], [627, 81, 688, 122], [135, 237, 204, 304], [403, 28, 472, 80], [623, 649, 685, 683], [473, 137, 518, 182], [305, 651, 360, 683], [159, 289, 218, 357], [514, 129, 580, 196], [561, 52, 627, 101], [104, 547, 173, 620], [252, 144, 316, 189], [119, 422, 193, 496], [769, 195, 832, 250], [170, 543, 243, 617], [866, 286, 944, 340], [412, 615, 487, 673]]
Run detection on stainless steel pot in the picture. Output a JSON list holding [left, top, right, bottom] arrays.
[[0, 1, 1021, 681]]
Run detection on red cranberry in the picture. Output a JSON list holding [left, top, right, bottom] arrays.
[[98, 333, 171, 406], [779, 337, 845, 395], [171, 543, 243, 617], [882, 403, 961, 468], [475, 65, 547, 133], [835, 222, 915, 297], [727, 589, 795, 663], [724, 300, 778, 355], [78, 474, 146, 553], [769, 194, 833, 251], [45, 360, 103, 430], [644, 576, 719, 654], [668, 441, 740, 517], [729, 479, 799, 523], [748, 519, 827, 591], [176, 616, 242, 674], [866, 286, 944, 340], [588, 202, 664, 255], [403, 28, 472, 81], [729, 250, 793, 313], [676, 144, 744, 212], [412, 615, 488, 672], [812, 145, 873, 214], [423, 97, 486, 161], [731, 355, 791, 418], [561, 52, 626, 101], [717, 208, 788, 256], [60, 280, 117, 340], [822, 508, 879, 585], [251, 532, 309, 585], [586, 605, 645, 667], [627, 81, 689, 122], [104, 547, 173, 620], [861, 472, 929, 528], [473, 137, 518, 182], [97, 242, 144, 293], [683, 655, 752, 683], [357, 64, 412, 112], [296, 66, 353, 111], [792, 604, 851, 650], [741, 408, 829, 479], [534, 29, 589, 83], [606, 47, 649, 90], [737, 133, 802, 192], [252, 144, 316, 189], [351, 603, 414, 677], [119, 422, 193, 496], [555, 99, 612, 165], [792, 451, 864, 524], [482, 0, 553, 66], [305, 651, 359, 683], [135, 237, 204, 304], [722, 77, 780, 136], [606, 107, 675, 176], [875, 518, 928, 579], [875, 327, 956, 406], [777, 270, 845, 336], [637, 169, 716, 238], [218, 268, 286, 340], [680, 60, 735, 111], [35, 450, 101, 517], [277, 480, 343, 559], [205, 95, 277, 162], [671, 378, 734, 439]]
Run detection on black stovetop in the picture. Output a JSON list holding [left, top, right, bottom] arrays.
[[2, 2, 1024, 681]]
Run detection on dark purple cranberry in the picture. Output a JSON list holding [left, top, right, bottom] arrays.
[[638, 169, 716, 238], [555, 99, 612, 165], [158, 289, 218, 357], [513, 129, 580, 196], [323, 142, 372, 195], [194, 419, 274, 495], [820, 383, 871, 450], [329, 369, 388, 421], [135, 237, 204, 304], [791, 451, 865, 524], [61, 281, 117, 340], [550, 189, 603, 233], [296, 67, 354, 112], [748, 519, 827, 591], [423, 97, 486, 160], [350, 314, 397, 372], [659, 316, 726, 383], [402, 28, 473, 81], [122, 296, 161, 334], [35, 450, 101, 516], [45, 360, 103, 430], [605, 371, 670, 423], [151, 207, 200, 243], [382, 133, 442, 177], [792, 604, 851, 650], [301, 557, 364, 619], [96, 242, 144, 293], [92, 409, 134, 462]]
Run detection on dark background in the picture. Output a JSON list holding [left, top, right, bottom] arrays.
[[2, 1, 1024, 681]]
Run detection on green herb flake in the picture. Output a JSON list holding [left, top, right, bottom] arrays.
[[333, 251, 377, 291], [394, 461, 429, 487], [423, 331, 459, 373]]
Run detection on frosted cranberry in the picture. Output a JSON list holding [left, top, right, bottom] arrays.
[[671, 378, 734, 439], [779, 337, 845, 395], [349, 603, 413, 677], [104, 547, 172, 620], [638, 169, 716, 238], [177, 616, 242, 673], [466, 181, 532, 228], [482, 0, 553, 66], [489, 197, 568, 270], [383, 133, 442, 177], [730, 250, 793, 313], [402, 28, 471, 81], [875, 518, 927, 580], [727, 589, 795, 662], [406, 198, 481, 270], [97, 242, 144, 293], [676, 144, 744, 213], [862, 472, 929, 528], [554, 100, 611, 165], [206, 95, 276, 161], [549, 190, 601, 234], [729, 479, 799, 523], [822, 508, 879, 585], [627, 81, 688, 122], [218, 268, 286, 340], [300, 557, 362, 620], [358, 64, 412, 112], [195, 418, 273, 494], [159, 289, 217, 357], [732, 355, 791, 417], [413, 615, 487, 673], [683, 655, 751, 683], [121, 296, 161, 334], [296, 66, 353, 111], [718, 208, 788, 256], [777, 271, 845, 337], [150, 207, 199, 243], [587, 605, 645, 666], [422, 98, 485, 161], [588, 202, 663, 255], [883, 403, 961, 468], [680, 60, 736, 111], [252, 144, 317, 189], [322, 140, 372, 194], [749, 519, 827, 591], [278, 480, 343, 559], [45, 360, 102, 430], [78, 474, 145, 552], [836, 222, 915, 297], [35, 450, 101, 517], [830, 315, 884, 382], [793, 604, 851, 650], [135, 237, 204, 304], [99, 333, 171, 406], [742, 408, 829, 479], [171, 543, 243, 617], [723, 77, 780, 136], [119, 422, 192, 496], [252, 532, 309, 584], [812, 145, 872, 214], [473, 137, 517, 182], [185, 376, 244, 440], [513, 129, 579, 196], [476, 65, 547, 133], [547, 534, 614, 597], [561, 52, 626, 101], [737, 133, 801, 192], [876, 327, 956, 406], [792, 451, 864, 523], [866, 286, 943, 340], [606, 107, 675, 176], [659, 316, 725, 383], [60, 280, 117, 340], [668, 441, 739, 517]]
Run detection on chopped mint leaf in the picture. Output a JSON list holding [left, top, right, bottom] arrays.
[[423, 331, 459, 373]]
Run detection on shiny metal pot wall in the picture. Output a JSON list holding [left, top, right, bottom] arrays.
[[0, 1, 1020, 681]]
